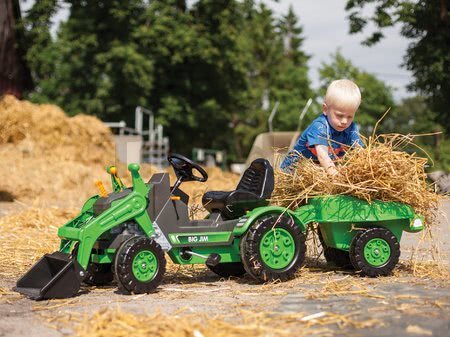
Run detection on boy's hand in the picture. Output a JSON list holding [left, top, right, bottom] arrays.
[[326, 165, 339, 176], [315, 145, 339, 176]]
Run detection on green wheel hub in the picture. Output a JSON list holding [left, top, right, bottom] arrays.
[[260, 228, 296, 269], [363, 238, 391, 266], [132, 250, 158, 282]]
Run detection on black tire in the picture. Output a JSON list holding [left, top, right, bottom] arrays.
[[318, 228, 353, 269], [71, 243, 114, 286], [324, 248, 353, 269], [240, 215, 306, 282], [207, 262, 246, 278], [350, 227, 400, 277], [114, 236, 166, 294], [83, 263, 114, 286]]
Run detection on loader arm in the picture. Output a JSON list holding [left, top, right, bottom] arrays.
[[58, 163, 154, 270]]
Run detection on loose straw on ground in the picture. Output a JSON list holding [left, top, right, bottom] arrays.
[[45, 306, 383, 337]]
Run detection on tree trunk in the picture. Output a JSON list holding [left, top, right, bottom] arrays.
[[440, 0, 448, 23], [0, 0, 32, 98]]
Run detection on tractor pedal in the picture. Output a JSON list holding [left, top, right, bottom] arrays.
[[205, 253, 221, 267]]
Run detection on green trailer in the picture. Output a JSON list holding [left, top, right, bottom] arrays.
[[15, 155, 424, 300], [248, 196, 424, 277]]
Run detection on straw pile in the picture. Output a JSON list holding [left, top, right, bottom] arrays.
[[0, 95, 117, 204], [0, 95, 115, 164], [272, 133, 441, 225]]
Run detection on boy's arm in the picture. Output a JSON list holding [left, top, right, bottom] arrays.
[[315, 145, 339, 176]]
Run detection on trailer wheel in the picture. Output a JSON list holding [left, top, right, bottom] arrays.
[[115, 236, 166, 294], [350, 227, 400, 277], [207, 262, 246, 278], [84, 263, 114, 286], [318, 229, 352, 269], [240, 214, 306, 282]]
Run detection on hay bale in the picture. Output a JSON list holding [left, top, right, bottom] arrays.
[[271, 134, 441, 225]]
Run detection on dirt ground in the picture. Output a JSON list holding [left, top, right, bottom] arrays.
[[0, 201, 448, 337]]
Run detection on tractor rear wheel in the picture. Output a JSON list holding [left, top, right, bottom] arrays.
[[207, 262, 246, 278], [114, 236, 166, 294], [350, 227, 400, 277], [240, 214, 306, 282]]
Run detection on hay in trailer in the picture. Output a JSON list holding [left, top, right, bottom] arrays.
[[271, 133, 441, 226]]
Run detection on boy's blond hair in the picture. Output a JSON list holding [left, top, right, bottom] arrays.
[[325, 79, 361, 111]]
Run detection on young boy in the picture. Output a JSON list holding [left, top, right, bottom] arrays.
[[281, 79, 363, 175]]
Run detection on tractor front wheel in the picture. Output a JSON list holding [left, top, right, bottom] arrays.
[[114, 236, 166, 294], [240, 215, 306, 282], [350, 227, 400, 277], [84, 263, 114, 286]]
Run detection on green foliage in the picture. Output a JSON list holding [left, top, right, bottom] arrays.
[[345, 0, 450, 134], [16, 0, 448, 166], [385, 96, 450, 171], [29, 0, 152, 120], [318, 51, 394, 135], [384, 96, 441, 135], [18, 0, 59, 84], [20, 0, 312, 161]]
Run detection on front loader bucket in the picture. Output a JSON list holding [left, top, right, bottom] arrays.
[[14, 252, 84, 300]]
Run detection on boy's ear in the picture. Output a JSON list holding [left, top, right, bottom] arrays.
[[322, 103, 328, 115]]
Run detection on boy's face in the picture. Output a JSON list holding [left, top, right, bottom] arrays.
[[322, 103, 357, 132]]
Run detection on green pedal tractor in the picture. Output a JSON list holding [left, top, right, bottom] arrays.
[[15, 155, 424, 300]]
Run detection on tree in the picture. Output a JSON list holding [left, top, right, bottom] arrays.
[[318, 51, 395, 135], [386, 96, 450, 171], [345, 0, 450, 133], [231, 3, 312, 158], [0, 0, 33, 97], [18, 0, 58, 87], [271, 5, 312, 131], [28, 0, 152, 121], [384, 96, 441, 136]]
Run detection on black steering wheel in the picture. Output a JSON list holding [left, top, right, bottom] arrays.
[[168, 153, 208, 183]]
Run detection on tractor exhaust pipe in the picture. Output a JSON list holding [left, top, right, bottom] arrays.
[[14, 252, 85, 300]]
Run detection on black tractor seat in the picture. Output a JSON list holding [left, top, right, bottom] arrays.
[[202, 158, 274, 219]]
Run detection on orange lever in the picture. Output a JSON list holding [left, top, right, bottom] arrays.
[[95, 180, 108, 197]]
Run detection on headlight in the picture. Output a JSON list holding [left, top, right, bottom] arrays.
[[411, 218, 424, 230]]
